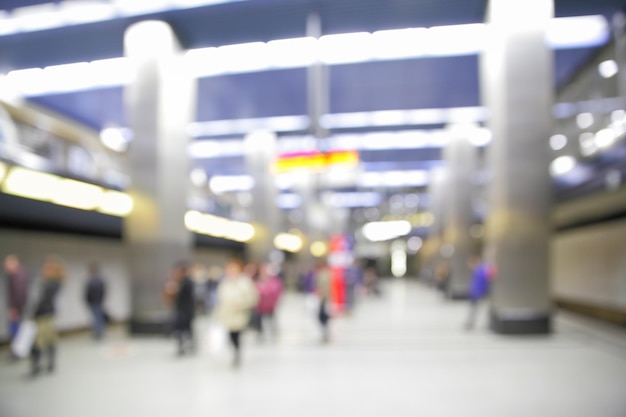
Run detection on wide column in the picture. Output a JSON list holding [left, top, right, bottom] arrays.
[[443, 127, 477, 299], [422, 166, 448, 284], [244, 130, 279, 263], [481, 0, 553, 334], [124, 21, 196, 334]]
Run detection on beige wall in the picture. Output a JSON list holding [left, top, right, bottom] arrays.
[[552, 219, 626, 311], [0, 229, 235, 341]]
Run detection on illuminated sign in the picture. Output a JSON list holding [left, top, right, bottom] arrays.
[[273, 150, 359, 174]]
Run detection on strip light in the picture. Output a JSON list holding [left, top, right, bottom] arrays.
[[5, 15, 609, 97], [0, 162, 7, 184], [1, 165, 133, 216], [51, 178, 103, 210], [99, 190, 134, 216], [362, 220, 412, 242], [274, 232, 304, 253], [0, 1, 246, 37], [184, 210, 255, 242]]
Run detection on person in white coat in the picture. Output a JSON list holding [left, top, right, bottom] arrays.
[[216, 259, 258, 367]]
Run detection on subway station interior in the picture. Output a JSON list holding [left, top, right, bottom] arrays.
[[1, 0, 626, 416]]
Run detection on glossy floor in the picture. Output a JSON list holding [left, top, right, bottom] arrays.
[[1, 280, 626, 417]]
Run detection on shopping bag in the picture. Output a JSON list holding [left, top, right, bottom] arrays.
[[11, 320, 37, 358], [207, 323, 227, 355], [305, 293, 320, 313]]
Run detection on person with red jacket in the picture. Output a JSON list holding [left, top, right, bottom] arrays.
[[255, 263, 283, 342]]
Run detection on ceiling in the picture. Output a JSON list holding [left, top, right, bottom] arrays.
[[2, 0, 626, 199]]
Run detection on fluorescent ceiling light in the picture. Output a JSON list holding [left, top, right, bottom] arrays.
[[318, 32, 373, 64], [579, 132, 597, 156], [0, 11, 18, 36], [185, 210, 255, 242], [218, 42, 271, 73], [362, 220, 411, 242], [276, 193, 302, 209], [12, 4, 63, 32], [6, 16, 608, 96], [323, 191, 382, 208], [358, 170, 429, 188], [188, 116, 308, 138], [598, 59, 618, 79], [576, 112, 594, 129], [209, 175, 255, 194], [549, 134, 568, 151], [51, 178, 103, 210], [266, 37, 318, 68], [547, 15, 609, 49], [0, 162, 7, 184], [310, 240, 328, 258], [98, 190, 134, 216], [190, 168, 208, 187], [426, 24, 486, 56], [594, 128, 617, 149], [100, 127, 132, 152], [274, 233, 304, 253], [2, 166, 58, 201], [371, 28, 429, 59], [59, 1, 116, 24], [550, 155, 576, 176]]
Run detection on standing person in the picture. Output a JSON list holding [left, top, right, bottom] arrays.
[[171, 261, 195, 356], [3, 255, 29, 359], [216, 259, 258, 368], [315, 261, 332, 343], [345, 259, 363, 314], [244, 262, 261, 332], [31, 256, 64, 376], [465, 256, 493, 331], [84, 263, 106, 341], [255, 263, 283, 342]]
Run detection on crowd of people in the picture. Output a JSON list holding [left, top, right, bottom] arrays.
[[4, 251, 449, 374], [3, 254, 108, 377], [161, 258, 374, 367]]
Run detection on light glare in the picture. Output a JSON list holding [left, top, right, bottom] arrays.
[[550, 155, 576, 176], [598, 59, 618, 78], [550, 134, 568, 151]]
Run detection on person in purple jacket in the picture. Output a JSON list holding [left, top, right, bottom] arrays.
[[3, 255, 29, 359], [465, 256, 493, 331]]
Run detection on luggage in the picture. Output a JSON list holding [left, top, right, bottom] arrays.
[[11, 320, 38, 358]]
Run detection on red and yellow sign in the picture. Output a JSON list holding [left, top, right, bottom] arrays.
[[273, 150, 359, 174]]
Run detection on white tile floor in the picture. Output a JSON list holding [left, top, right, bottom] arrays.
[[1, 279, 626, 417]]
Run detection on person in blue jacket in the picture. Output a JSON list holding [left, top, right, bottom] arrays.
[[465, 256, 493, 330]]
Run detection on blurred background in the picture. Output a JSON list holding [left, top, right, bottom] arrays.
[[0, 1, 626, 416]]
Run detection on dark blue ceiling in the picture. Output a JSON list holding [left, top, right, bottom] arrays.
[[28, 48, 598, 131]]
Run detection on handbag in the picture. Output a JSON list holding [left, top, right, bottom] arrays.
[[207, 323, 227, 355], [11, 320, 38, 358]]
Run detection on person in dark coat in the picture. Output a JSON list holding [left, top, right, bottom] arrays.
[[172, 261, 195, 356], [84, 263, 106, 340], [3, 255, 29, 357], [31, 256, 64, 376]]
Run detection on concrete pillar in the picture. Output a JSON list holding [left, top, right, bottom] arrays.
[[424, 166, 448, 279], [307, 12, 329, 139], [124, 21, 196, 333], [443, 127, 478, 298], [244, 130, 279, 263], [481, 0, 553, 334]]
